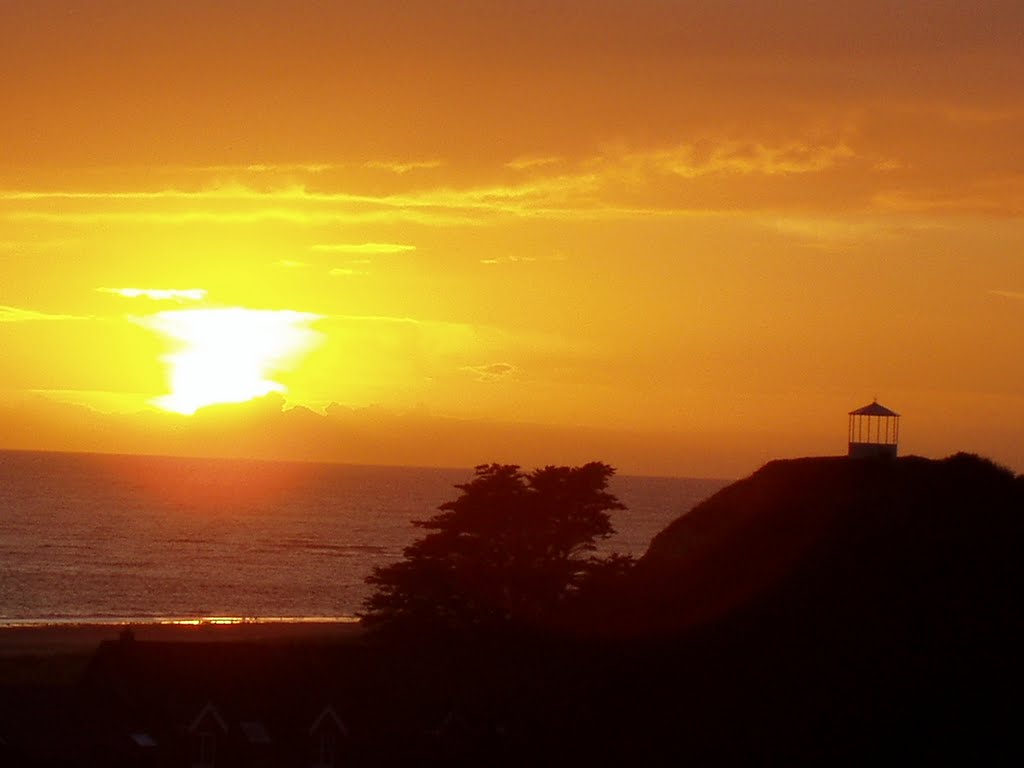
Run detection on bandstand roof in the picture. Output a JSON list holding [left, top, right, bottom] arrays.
[[849, 400, 899, 417]]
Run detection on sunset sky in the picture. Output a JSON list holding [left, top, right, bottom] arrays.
[[2, 1, 1022, 477]]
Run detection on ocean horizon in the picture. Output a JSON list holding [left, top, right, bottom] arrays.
[[0, 449, 729, 627]]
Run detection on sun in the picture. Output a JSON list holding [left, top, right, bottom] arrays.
[[140, 308, 323, 415]]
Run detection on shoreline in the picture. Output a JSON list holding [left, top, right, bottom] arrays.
[[0, 618, 364, 657]]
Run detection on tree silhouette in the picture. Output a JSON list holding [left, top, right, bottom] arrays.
[[361, 462, 628, 634]]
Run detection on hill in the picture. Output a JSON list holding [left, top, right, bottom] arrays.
[[608, 453, 1023, 764], [636, 453, 1022, 631]]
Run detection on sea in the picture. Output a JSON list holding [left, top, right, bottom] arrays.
[[0, 450, 728, 627]]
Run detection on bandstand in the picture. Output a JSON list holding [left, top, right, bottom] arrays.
[[848, 400, 900, 459]]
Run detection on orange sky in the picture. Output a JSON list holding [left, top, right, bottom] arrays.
[[2, 1, 1022, 477]]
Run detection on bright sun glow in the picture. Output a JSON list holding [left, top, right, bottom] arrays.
[[140, 308, 323, 414]]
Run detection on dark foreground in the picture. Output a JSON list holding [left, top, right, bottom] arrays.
[[0, 620, 1016, 767], [1, 454, 1020, 766]]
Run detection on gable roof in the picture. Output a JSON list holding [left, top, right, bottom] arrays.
[[189, 701, 229, 733], [849, 401, 899, 417], [309, 705, 349, 737]]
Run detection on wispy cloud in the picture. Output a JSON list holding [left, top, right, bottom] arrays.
[[276, 259, 308, 269], [766, 216, 903, 247], [0, 237, 81, 251], [990, 290, 1024, 300], [327, 313, 482, 340], [80, 162, 339, 175], [240, 163, 335, 174], [0, 185, 384, 205], [97, 287, 207, 301], [0, 305, 88, 322], [873, 158, 909, 172], [311, 243, 416, 254], [363, 159, 442, 174], [319, 314, 486, 367], [480, 255, 538, 265], [1, 139, 845, 230], [0, 201, 479, 227], [8, 133, 996, 230], [607, 140, 856, 179], [872, 178, 1024, 216], [506, 156, 561, 171], [331, 314, 435, 325], [328, 268, 369, 277], [461, 362, 518, 382]]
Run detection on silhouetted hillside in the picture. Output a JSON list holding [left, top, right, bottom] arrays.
[[607, 453, 1023, 765], [636, 453, 1022, 633]]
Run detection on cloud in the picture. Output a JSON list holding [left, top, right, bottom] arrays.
[[608, 140, 856, 179], [240, 163, 334, 174], [2, 139, 846, 233], [328, 268, 369, 277], [324, 313, 486, 346], [479, 255, 538, 265], [0, 176, 594, 219], [506, 156, 562, 171], [873, 159, 909, 172], [0, 305, 88, 322], [363, 159, 442, 174], [1, 207, 478, 227], [872, 179, 1024, 217], [333, 314, 425, 325], [990, 290, 1024, 301], [113, 163, 338, 175], [461, 363, 518, 382], [0, 237, 80, 251], [767, 216, 899, 246], [5, 126, 1013, 231], [275, 259, 308, 269], [311, 243, 416, 254], [0, 185, 481, 226], [376, 173, 604, 220], [97, 287, 207, 301]]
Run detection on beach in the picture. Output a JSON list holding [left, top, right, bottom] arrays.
[[0, 619, 364, 658]]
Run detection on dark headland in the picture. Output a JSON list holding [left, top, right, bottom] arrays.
[[1, 453, 1020, 766]]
